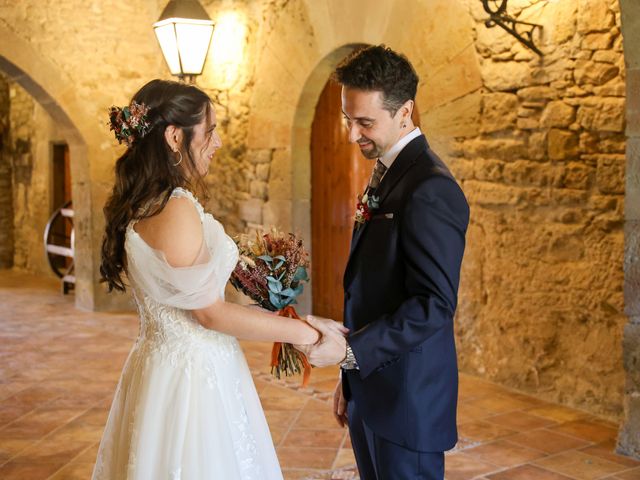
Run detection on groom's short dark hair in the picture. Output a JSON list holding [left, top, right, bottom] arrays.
[[333, 45, 419, 116]]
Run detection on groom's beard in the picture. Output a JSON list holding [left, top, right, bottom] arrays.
[[357, 136, 381, 159]]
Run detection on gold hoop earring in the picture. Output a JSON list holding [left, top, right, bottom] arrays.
[[173, 151, 183, 167]]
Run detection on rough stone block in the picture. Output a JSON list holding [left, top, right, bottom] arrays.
[[562, 162, 593, 190], [256, 163, 270, 182], [518, 106, 538, 118], [548, 129, 579, 160], [574, 60, 620, 85], [578, 0, 615, 34], [528, 132, 547, 160], [593, 50, 621, 64], [594, 81, 626, 97], [466, 137, 528, 161], [577, 98, 626, 132], [503, 160, 559, 187], [249, 180, 268, 200], [481, 93, 518, 132], [596, 154, 626, 194], [464, 180, 523, 206], [546, 0, 578, 44], [592, 133, 627, 154], [517, 117, 539, 130], [249, 149, 272, 165], [517, 86, 558, 102], [566, 86, 589, 97], [581, 32, 615, 50], [541, 101, 576, 128], [473, 159, 504, 182], [482, 61, 532, 91]]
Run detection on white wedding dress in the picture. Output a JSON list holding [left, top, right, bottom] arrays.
[[92, 188, 283, 480]]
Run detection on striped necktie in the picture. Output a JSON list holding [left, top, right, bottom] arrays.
[[367, 159, 387, 191]]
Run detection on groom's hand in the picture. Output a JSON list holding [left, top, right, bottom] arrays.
[[333, 378, 348, 427], [295, 315, 348, 368]]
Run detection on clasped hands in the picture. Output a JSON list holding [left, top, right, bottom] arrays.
[[294, 315, 349, 367]]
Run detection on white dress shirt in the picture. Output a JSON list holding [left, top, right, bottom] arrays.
[[379, 127, 422, 180]]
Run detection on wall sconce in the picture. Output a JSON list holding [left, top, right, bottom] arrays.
[[154, 0, 215, 83], [481, 0, 543, 56]]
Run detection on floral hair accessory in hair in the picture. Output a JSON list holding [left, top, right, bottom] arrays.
[[108, 101, 151, 147]]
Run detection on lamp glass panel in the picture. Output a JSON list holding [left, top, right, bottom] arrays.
[[154, 22, 181, 75], [175, 22, 214, 75]]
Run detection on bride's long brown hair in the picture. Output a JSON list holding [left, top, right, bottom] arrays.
[[100, 79, 212, 292]]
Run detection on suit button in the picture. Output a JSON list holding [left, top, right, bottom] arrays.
[[345, 291, 351, 300]]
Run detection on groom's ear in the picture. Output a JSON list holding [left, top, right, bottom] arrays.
[[399, 99, 414, 124], [164, 125, 183, 152]]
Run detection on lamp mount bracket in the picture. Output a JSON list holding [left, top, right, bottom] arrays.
[[481, 0, 543, 56]]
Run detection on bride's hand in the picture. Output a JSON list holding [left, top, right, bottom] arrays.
[[305, 315, 349, 337], [294, 325, 322, 356], [293, 315, 349, 358]]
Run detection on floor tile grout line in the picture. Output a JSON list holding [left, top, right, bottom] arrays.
[[44, 440, 100, 480], [528, 447, 632, 479], [330, 427, 350, 470], [459, 373, 621, 424], [0, 392, 108, 471], [277, 395, 310, 449]]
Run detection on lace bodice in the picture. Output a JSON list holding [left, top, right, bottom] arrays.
[[124, 187, 239, 350]]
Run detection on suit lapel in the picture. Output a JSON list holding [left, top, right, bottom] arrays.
[[344, 135, 428, 285]]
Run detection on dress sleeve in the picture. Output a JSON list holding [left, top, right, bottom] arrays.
[[125, 193, 230, 310]]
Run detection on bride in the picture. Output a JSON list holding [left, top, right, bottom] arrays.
[[93, 79, 345, 479]]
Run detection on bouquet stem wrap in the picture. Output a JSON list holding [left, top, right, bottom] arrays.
[[272, 306, 311, 388]]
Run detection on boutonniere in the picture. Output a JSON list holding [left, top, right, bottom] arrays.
[[355, 192, 380, 227]]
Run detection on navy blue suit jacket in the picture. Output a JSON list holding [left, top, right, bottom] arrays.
[[342, 134, 469, 452]]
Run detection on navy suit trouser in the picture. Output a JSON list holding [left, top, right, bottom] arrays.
[[347, 400, 444, 480]]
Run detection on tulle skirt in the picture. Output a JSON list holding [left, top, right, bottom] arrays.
[[92, 334, 283, 480]]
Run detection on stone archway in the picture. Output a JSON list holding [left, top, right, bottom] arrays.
[[0, 24, 100, 310], [618, 0, 640, 459], [246, 0, 482, 312]]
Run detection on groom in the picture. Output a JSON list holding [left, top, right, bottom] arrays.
[[301, 45, 469, 479]]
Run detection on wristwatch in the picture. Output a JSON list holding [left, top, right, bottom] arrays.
[[340, 343, 359, 370]]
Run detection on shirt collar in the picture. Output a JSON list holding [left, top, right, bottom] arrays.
[[379, 127, 422, 170]]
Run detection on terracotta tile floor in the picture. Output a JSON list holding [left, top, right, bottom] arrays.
[[0, 270, 639, 480]]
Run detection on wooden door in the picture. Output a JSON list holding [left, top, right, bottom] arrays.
[[311, 80, 366, 322], [51, 144, 72, 270], [310, 80, 421, 322]]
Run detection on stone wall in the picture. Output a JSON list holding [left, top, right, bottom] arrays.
[[0, 74, 12, 268], [198, 2, 263, 237], [0, 0, 633, 422], [9, 82, 64, 276], [451, 0, 626, 419]]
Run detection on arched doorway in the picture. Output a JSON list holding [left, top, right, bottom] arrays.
[[0, 25, 96, 309], [310, 77, 421, 321]]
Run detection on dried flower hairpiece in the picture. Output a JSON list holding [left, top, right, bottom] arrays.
[[108, 101, 151, 147]]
